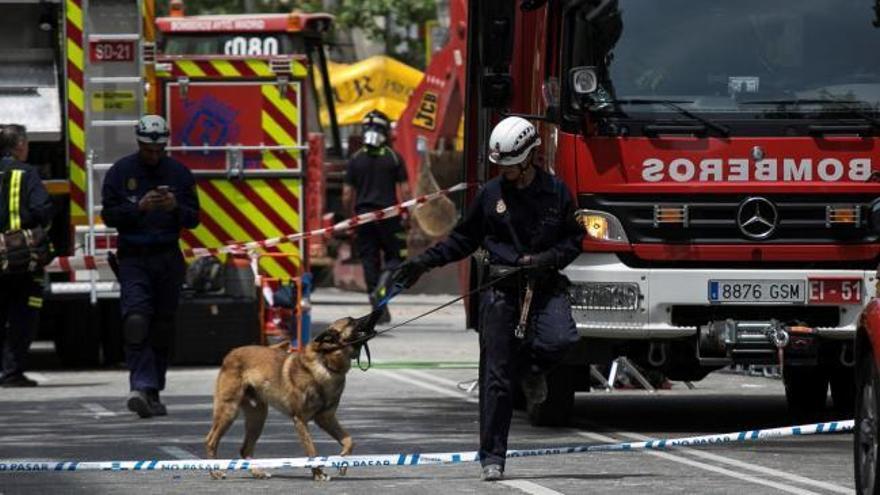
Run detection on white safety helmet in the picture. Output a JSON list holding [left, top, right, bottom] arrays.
[[135, 115, 170, 144], [488, 116, 541, 166]]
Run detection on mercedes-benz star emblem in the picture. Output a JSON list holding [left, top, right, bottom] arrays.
[[736, 197, 778, 239]]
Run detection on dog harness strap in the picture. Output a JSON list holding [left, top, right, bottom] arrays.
[[357, 342, 372, 371]]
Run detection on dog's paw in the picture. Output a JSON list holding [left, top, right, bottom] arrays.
[[249, 467, 272, 479], [209, 470, 226, 480], [312, 467, 331, 482]]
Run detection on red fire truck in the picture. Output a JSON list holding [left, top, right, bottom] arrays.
[[39, 2, 338, 366], [464, 1, 880, 424]]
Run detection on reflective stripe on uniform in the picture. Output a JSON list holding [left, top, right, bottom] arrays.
[[28, 296, 43, 308], [8, 169, 22, 230]]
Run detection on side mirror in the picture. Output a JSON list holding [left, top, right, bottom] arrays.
[[870, 199, 880, 233], [570, 66, 599, 96]]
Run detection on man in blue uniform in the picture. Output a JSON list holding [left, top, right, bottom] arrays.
[[342, 110, 411, 323], [0, 124, 53, 387], [102, 115, 200, 418], [393, 116, 583, 481]]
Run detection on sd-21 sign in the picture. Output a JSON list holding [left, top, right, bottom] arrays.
[[89, 40, 136, 63], [223, 36, 279, 56]]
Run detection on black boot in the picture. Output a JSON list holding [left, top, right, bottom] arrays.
[[147, 389, 167, 416], [127, 390, 153, 419]]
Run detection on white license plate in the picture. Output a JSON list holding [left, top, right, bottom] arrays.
[[708, 280, 806, 303]]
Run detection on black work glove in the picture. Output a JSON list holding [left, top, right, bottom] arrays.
[[517, 251, 557, 269], [392, 258, 430, 289]]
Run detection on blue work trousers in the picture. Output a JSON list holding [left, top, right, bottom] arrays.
[[478, 283, 578, 468], [119, 248, 185, 392]]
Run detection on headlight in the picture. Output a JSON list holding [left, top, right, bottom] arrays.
[[575, 209, 629, 244], [570, 282, 641, 311]]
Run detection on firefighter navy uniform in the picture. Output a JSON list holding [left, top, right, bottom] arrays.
[[395, 166, 583, 473], [0, 156, 53, 387], [344, 115, 409, 323], [102, 151, 200, 414]]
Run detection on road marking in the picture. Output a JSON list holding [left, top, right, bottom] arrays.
[[500, 479, 565, 495], [81, 403, 115, 417], [397, 368, 472, 388], [577, 430, 821, 495], [379, 369, 834, 495], [161, 446, 197, 460], [611, 429, 854, 494], [374, 370, 477, 404], [27, 373, 48, 383]]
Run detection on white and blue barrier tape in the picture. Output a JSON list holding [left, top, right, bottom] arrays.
[[0, 419, 852, 473]]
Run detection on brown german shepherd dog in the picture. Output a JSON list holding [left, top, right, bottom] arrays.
[[205, 311, 381, 480]]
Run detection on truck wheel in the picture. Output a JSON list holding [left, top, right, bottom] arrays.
[[831, 365, 856, 415], [783, 366, 828, 412], [527, 366, 575, 427], [855, 349, 880, 495], [53, 301, 100, 367]]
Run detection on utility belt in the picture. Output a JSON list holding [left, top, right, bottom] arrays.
[[0, 226, 51, 274], [117, 242, 179, 259], [487, 264, 567, 293]]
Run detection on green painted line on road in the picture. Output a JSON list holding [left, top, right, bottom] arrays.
[[367, 361, 479, 369]]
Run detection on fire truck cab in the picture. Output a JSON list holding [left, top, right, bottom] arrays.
[[466, 0, 880, 424]]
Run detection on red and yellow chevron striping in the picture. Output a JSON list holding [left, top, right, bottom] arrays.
[[261, 83, 301, 171], [156, 58, 308, 80], [180, 178, 304, 279], [66, 0, 87, 224]]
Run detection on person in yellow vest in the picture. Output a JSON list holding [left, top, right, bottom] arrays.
[[0, 124, 53, 387]]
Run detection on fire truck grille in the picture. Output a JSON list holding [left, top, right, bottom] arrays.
[[580, 194, 880, 244]]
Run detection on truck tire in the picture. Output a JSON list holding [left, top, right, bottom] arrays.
[[527, 366, 575, 427], [855, 348, 880, 495], [783, 366, 828, 412], [53, 301, 100, 367], [831, 365, 856, 415]]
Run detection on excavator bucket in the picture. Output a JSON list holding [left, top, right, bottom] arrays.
[[412, 147, 458, 237]]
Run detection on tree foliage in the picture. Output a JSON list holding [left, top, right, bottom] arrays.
[[334, 0, 437, 68]]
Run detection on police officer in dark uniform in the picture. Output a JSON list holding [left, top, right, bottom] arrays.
[[393, 116, 583, 481], [342, 110, 411, 323], [0, 124, 53, 387], [102, 115, 200, 418]]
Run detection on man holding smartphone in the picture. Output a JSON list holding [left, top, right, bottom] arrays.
[[102, 115, 200, 418]]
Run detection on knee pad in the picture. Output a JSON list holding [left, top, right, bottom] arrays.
[[123, 313, 150, 347], [150, 316, 176, 349]]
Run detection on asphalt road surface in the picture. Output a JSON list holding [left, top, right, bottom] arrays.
[[0, 289, 856, 494]]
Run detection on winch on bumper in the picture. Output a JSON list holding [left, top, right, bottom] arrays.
[[563, 254, 873, 364]]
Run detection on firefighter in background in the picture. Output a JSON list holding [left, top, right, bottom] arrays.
[[102, 115, 200, 418], [342, 110, 412, 324], [393, 117, 583, 481], [0, 124, 53, 387]]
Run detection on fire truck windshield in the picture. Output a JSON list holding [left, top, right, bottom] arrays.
[[568, 0, 880, 124]]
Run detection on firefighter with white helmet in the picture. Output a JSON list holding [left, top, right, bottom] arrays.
[[102, 114, 200, 418], [393, 116, 583, 481]]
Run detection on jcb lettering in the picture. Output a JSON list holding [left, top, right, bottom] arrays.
[[412, 92, 439, 130]]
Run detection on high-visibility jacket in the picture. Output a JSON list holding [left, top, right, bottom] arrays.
[[0, 157, 53, 232]]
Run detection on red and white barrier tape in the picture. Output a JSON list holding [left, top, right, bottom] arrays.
[[45, 183, 471, 273]]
